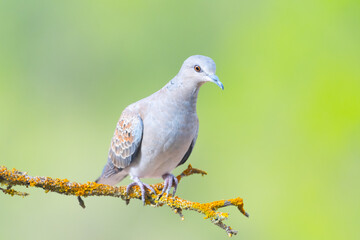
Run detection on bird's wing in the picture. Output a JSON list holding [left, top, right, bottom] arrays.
[[108, 111, 143, 169], [177, 122, 199, 167]]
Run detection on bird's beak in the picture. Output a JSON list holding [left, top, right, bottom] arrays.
[[208, 74, 224, 90]]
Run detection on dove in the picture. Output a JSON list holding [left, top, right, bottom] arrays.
[[96, 55, 224, 204]]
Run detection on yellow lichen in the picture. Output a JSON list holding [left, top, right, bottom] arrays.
[[0, 164, 247, 236]]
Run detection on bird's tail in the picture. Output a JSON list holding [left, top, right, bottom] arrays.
[[95, 171, 128, 185], [95, 163, 127, 185]]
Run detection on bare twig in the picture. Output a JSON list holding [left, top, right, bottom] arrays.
[[0, 164, 248, 237]]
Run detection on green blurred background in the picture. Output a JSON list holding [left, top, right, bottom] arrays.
[[0, 1, 359, 239]]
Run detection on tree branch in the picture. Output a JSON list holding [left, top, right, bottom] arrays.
[[0, 164, 248, 237]]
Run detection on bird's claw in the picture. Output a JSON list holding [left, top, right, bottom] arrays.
[[160, 173, 179, 197], [126, 177, 155, 205]]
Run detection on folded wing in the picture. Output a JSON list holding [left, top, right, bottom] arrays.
[[108, 112, 143, 169]]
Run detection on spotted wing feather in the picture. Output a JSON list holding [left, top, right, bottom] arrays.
[[108, 112, 143, 169]]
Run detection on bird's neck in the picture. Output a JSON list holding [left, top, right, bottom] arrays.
[[163, 78, 202, 113], [186, 85, 201, 111]]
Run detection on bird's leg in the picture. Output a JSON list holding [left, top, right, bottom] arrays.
[[160, 173, 179, 196], [126, 177, 155, 205]]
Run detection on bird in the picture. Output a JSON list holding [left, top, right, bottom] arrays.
[[95, 55, 224, 204]]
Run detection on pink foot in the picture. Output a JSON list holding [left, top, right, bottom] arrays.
[[160, 173, 179, 196], [126, 177, 155, 205]]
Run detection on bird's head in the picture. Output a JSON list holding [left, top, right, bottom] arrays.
[[177, 55, 224, 90]]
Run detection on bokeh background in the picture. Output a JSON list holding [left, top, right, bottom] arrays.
[[1, 1, 359, 239]]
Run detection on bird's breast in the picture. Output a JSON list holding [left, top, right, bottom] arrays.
[[145, 107, 197, 151], [133, 107, 197, 178], [127, 92, 199, 178]]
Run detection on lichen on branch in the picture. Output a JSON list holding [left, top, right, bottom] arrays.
[[0, 164, 248, 237]]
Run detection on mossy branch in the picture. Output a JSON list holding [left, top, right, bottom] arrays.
[[0, 164, 248, 237]]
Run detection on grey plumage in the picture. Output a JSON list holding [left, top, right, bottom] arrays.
[[96, 55, 224, 203]]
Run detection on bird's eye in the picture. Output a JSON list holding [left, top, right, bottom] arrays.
[[194, 65, 201, 72]]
